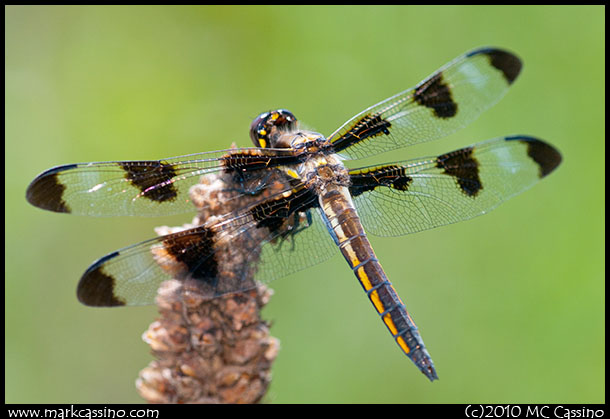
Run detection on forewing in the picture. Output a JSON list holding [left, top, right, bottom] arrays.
[[26, 147, 300, 217]]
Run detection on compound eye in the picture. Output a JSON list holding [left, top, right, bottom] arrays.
[[249, 112, 271, 148], [249, 109, 297, 148]]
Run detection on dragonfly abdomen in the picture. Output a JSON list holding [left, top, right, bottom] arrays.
[[345, 235, 438, 381], [319, 187, 438, 381]]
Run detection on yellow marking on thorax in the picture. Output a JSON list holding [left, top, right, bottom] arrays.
[[284, 168, 299, 179], [259, 138, 267, 148]]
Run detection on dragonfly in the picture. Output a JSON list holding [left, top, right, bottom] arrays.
[[26, 47, 561, 381]]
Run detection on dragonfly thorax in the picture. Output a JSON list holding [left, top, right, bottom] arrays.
[[298, 153, 350, 194], [285, 131, 329, 151]]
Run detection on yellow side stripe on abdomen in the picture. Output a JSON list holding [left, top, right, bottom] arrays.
[[356, 266, 385, 314], [383, 313, 398, 335], [354, 262, 409, 353], [396, 336, 411, 354]]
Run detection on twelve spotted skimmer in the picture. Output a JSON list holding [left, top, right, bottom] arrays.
[[26, 47, 561, 381]]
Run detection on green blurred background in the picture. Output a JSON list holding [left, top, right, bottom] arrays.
[[6, 5, 604, 403]]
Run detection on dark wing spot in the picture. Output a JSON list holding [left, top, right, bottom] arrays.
[[330, 113, 392, 153], [506, 136, 562, 178], [250, 188, 318, 234], [26, 164, 77, 213], [77, 252, 126, 307], [414, 72, 457, 119], [221, 153, 274, 173], [162, 227, 218, 286], [436, 146, 482, 197], [391, 173, 413, 191], [349, 175, 378, 197], [351, 113, 391, 138], [119, 161, 178, 203], [350, 113, 392, 139], [221, 151, 301, 174], [468, 48, 522, 85], [349, 165, 413, 197]]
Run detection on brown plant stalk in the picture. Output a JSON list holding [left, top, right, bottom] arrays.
[[136, 160, 280, 404]]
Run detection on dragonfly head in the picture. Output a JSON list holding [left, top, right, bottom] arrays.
[[250, 109, 298, 149]]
